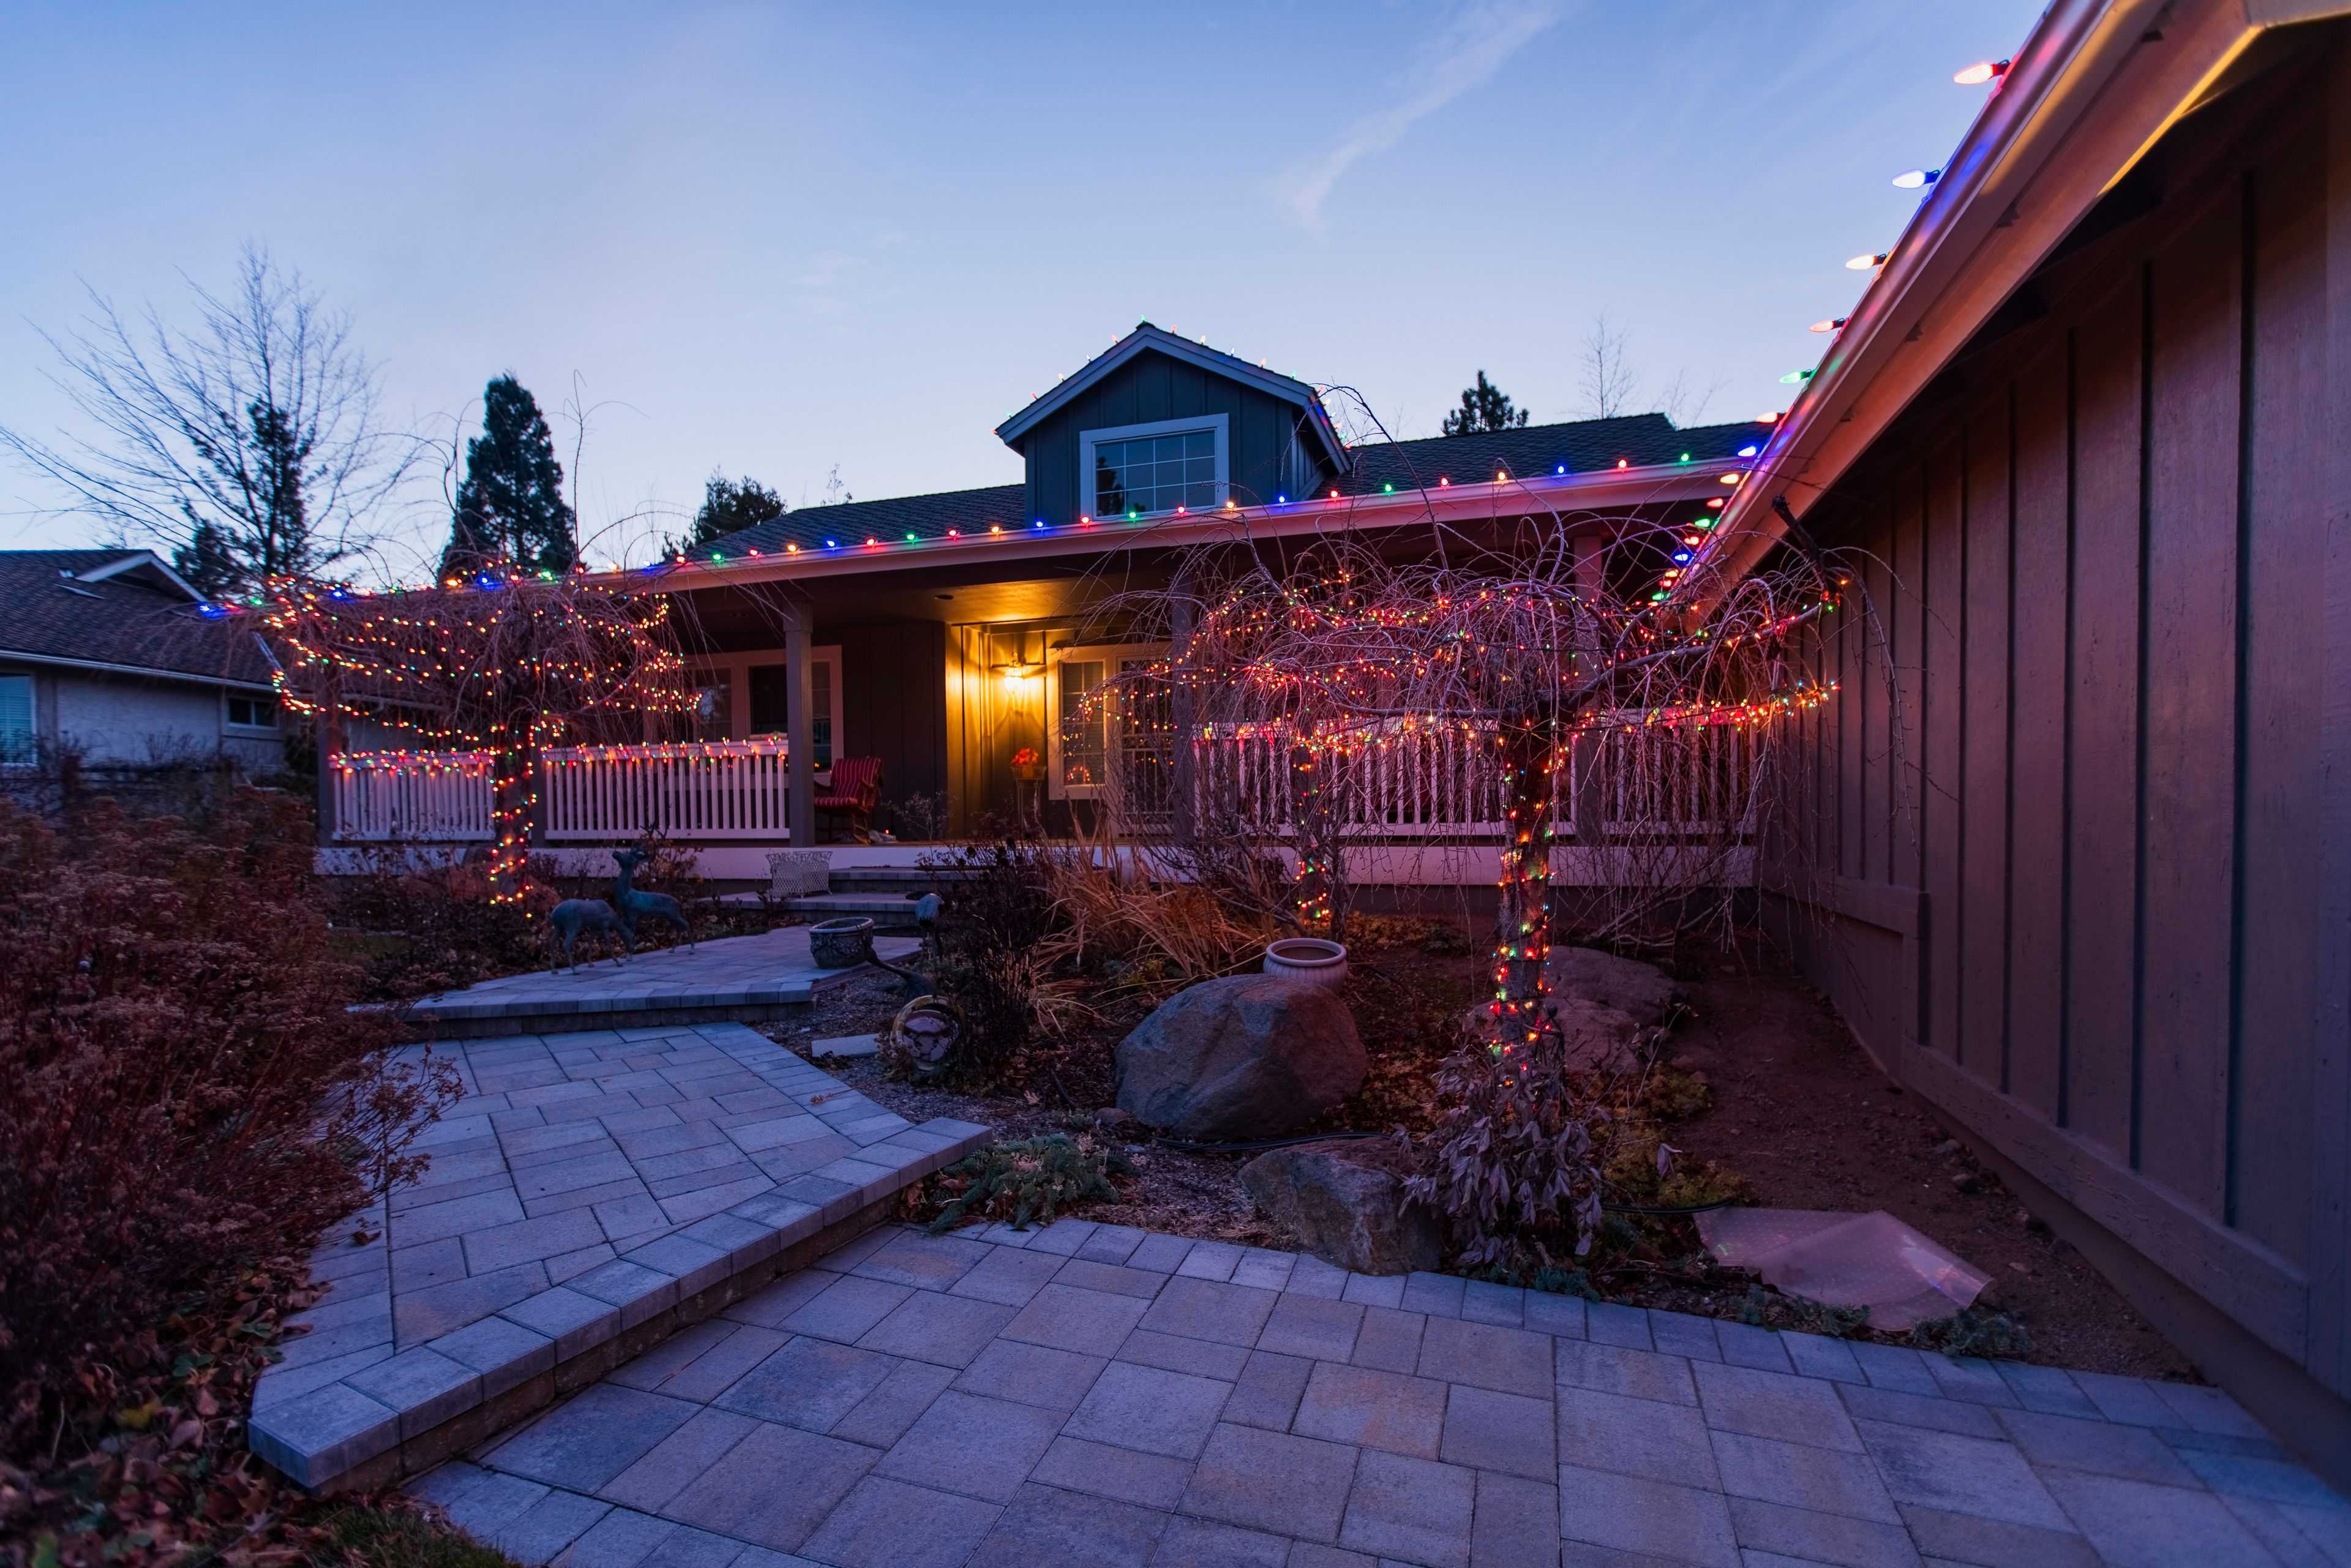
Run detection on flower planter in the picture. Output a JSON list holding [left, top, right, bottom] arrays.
[[809, 917, 876, 969], [1010, 763, 1046, 782], [1264, 936, 1349, 988]]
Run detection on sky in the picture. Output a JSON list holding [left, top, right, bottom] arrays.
[[0, 0, 2047, 578]]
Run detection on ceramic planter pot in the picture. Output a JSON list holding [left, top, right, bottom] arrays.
[[1264, 936, 1349, 988], [809, 917, 876, 969]]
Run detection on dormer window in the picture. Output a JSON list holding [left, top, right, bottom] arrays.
[[1079, 414, 1229, 519]]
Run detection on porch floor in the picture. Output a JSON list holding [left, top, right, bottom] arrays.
[[398, 926, 922, 1037], [246, 1022, 989, 1488], [405, 1217, 2350, 1567]]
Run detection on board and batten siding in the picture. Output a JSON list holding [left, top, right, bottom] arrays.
[[1016, 347, 1328, 525], [1764, 41, 2351, 1464]]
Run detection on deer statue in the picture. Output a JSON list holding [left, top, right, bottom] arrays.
[[549, 893, 627, 973], [611, 844, 694, 956]]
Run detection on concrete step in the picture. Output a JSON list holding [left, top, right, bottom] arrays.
[[824, 864, 977, 895], [780, 891, 931, 927]]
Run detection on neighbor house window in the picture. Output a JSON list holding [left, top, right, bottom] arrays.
[[1079, 413, 1229, 520], [225, 693, 278, 733], [0, 675, 32, 763]]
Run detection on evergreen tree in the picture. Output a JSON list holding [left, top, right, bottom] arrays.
[[688, 472, 786, 547], [440, 377, 576, 577], [173, 519, 242, 598], [1441, 370, 1531, 437]]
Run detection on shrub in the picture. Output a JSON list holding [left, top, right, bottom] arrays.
[[1405, 1038, 1608, 1272], [921, 839, 1063, 1081], [0, 791, 443, 1463], [1907, 1308, 2030, 1357], [334, 847, 557, 1000], [922, 1135, 1133, 1232]]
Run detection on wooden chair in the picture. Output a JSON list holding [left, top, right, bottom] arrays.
[[814, 756, 883, 844]]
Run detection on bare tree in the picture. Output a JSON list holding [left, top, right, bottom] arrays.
[[0, 245, 418, 597], [1578, 316, 1639, 419]]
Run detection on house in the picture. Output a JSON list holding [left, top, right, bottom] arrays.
[[0, 549, 284, 773], [643, 322, 1760, 856], [1693, 0, 2351, 1489]]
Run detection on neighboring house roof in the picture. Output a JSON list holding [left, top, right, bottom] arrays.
[[688, 414, 1759, 565], [0, 549, 274, 688], [994, 322, 1350, 475]]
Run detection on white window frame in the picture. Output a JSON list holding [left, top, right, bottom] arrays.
[[1077, 413, 1229, 521], [1048, 641, 1166, 801], [223, 689, 280, 735]]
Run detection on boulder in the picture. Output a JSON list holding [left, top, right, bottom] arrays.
[[1116, 973, 1365, 1138], [1544, 946, 1686, 1025], [1460, 995, 1644, 1075], [1240, 1138, 1442, 1275]]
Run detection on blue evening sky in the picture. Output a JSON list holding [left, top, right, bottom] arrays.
[[1, 1, 2044, 574]]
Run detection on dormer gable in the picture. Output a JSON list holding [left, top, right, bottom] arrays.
[[995, 323, 1349, 527]]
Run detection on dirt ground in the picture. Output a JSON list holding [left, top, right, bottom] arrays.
[[762, 929, 2198, 1382]]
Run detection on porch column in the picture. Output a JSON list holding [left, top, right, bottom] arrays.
[[1170, 596, 1197, 845], [1570, 531, 1609, 846], [783, 603, 817, 847]]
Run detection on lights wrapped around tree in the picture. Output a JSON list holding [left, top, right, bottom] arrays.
[[263, 564, 699, 906]]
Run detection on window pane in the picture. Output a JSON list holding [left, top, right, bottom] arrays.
[[1060, 661, 1105, 788], [1185, 432, 1214, 459], [1154, 435, 1183, 463], [1184, 481, 1218, 509], [0, 675, 31, 763], [1186, 456, 1215, 482]]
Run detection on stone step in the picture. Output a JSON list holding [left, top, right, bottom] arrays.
[[823, 864, 977, 895], [779, 891, 932, 926]]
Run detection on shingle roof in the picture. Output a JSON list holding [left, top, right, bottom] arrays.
[[686, 413, 1762, 563], [0, 550, 274, 686]]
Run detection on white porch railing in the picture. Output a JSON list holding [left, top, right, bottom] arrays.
[[325, 725, 1751, 844], [541, 740, 793, 841], [331, 751, 495, 841]]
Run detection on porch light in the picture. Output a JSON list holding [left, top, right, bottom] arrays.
[[1953, 59, 2008, 85], [1892, 168, 1940, 189], [991, 660, 1043, 683], [1847, 252, 1889, 271]]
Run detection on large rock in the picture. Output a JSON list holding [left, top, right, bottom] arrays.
[[1545, 946, 1686, 1026], [1116, 973, 1365, 1138], [1460, 994, 1644, 1075], [1240, 1138, 1442, 1275]]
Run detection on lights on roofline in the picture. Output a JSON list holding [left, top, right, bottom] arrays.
[[1847, 251, 1889, 271], [1954, 59, 2009, 86], [1892, 168, 1941, 190], [1780, 369, 1815, 384], [1736, 445, 1758, 458], [1810, 318, 1847, 334]]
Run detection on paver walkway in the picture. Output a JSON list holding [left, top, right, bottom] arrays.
[[400, 926, 921, 1033], [249, 1023, 986, 1486], [408, 1217, 2351, 1567]]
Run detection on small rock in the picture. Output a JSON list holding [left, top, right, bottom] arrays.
[[1933, 1138, 1962, 1157], [1093, 1107, 1138, 1130], [1951, 1171, 1981, 1194], [1239, 1138, 1442, 1275]]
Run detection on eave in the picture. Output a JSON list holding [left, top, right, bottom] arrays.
[[0, 645, 277, 692], [1689, 0, 2351, 606], [621, 460, 1746, 595]]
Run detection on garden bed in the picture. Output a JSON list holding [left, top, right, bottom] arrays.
[[767, 923, 2198, 1382]]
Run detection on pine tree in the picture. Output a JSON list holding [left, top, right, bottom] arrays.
[[173, 519, 242, 598], [440, 377, 576, 578], [1441, 370, 1531, 437], [688, 472, 786, 547]]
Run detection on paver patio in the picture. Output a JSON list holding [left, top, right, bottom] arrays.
[[408, 1217, 2351, 1567], [248, 1022, 986, 1488], [396, 926, 921, 1036]]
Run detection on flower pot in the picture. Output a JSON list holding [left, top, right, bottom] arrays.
[[1010, 763, 1045, 782], [809, 917, 876, 969], [1264, 937, 1349, 988]]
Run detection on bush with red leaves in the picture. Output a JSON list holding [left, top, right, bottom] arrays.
[[0, 790, 406, 1463]]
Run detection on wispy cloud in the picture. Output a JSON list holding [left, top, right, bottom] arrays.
[[1284, 2, 1562, 232]]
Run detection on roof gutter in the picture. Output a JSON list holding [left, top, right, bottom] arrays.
[[629, 460, 1750, 593], [1690, 0, 2345, 604], [0, 646, 276, 692]]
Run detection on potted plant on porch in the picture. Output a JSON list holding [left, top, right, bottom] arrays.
[[1010, 745, 1044, 782]]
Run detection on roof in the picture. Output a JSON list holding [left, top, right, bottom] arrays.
[[0, 550, 274, 687], [687, 413, 1761, 565], [1694, 0, 2351, 599], [994, 322, 1350, 475]]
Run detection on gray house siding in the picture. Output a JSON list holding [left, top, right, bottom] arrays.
[[1014, 347, 1334, 525], [1763, 44, 2351, 1484]]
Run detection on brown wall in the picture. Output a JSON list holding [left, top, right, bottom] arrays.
[[1766, 39, 2351, 1471]]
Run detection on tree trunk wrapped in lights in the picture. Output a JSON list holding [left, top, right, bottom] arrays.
[[261, 565, 697, 904]]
